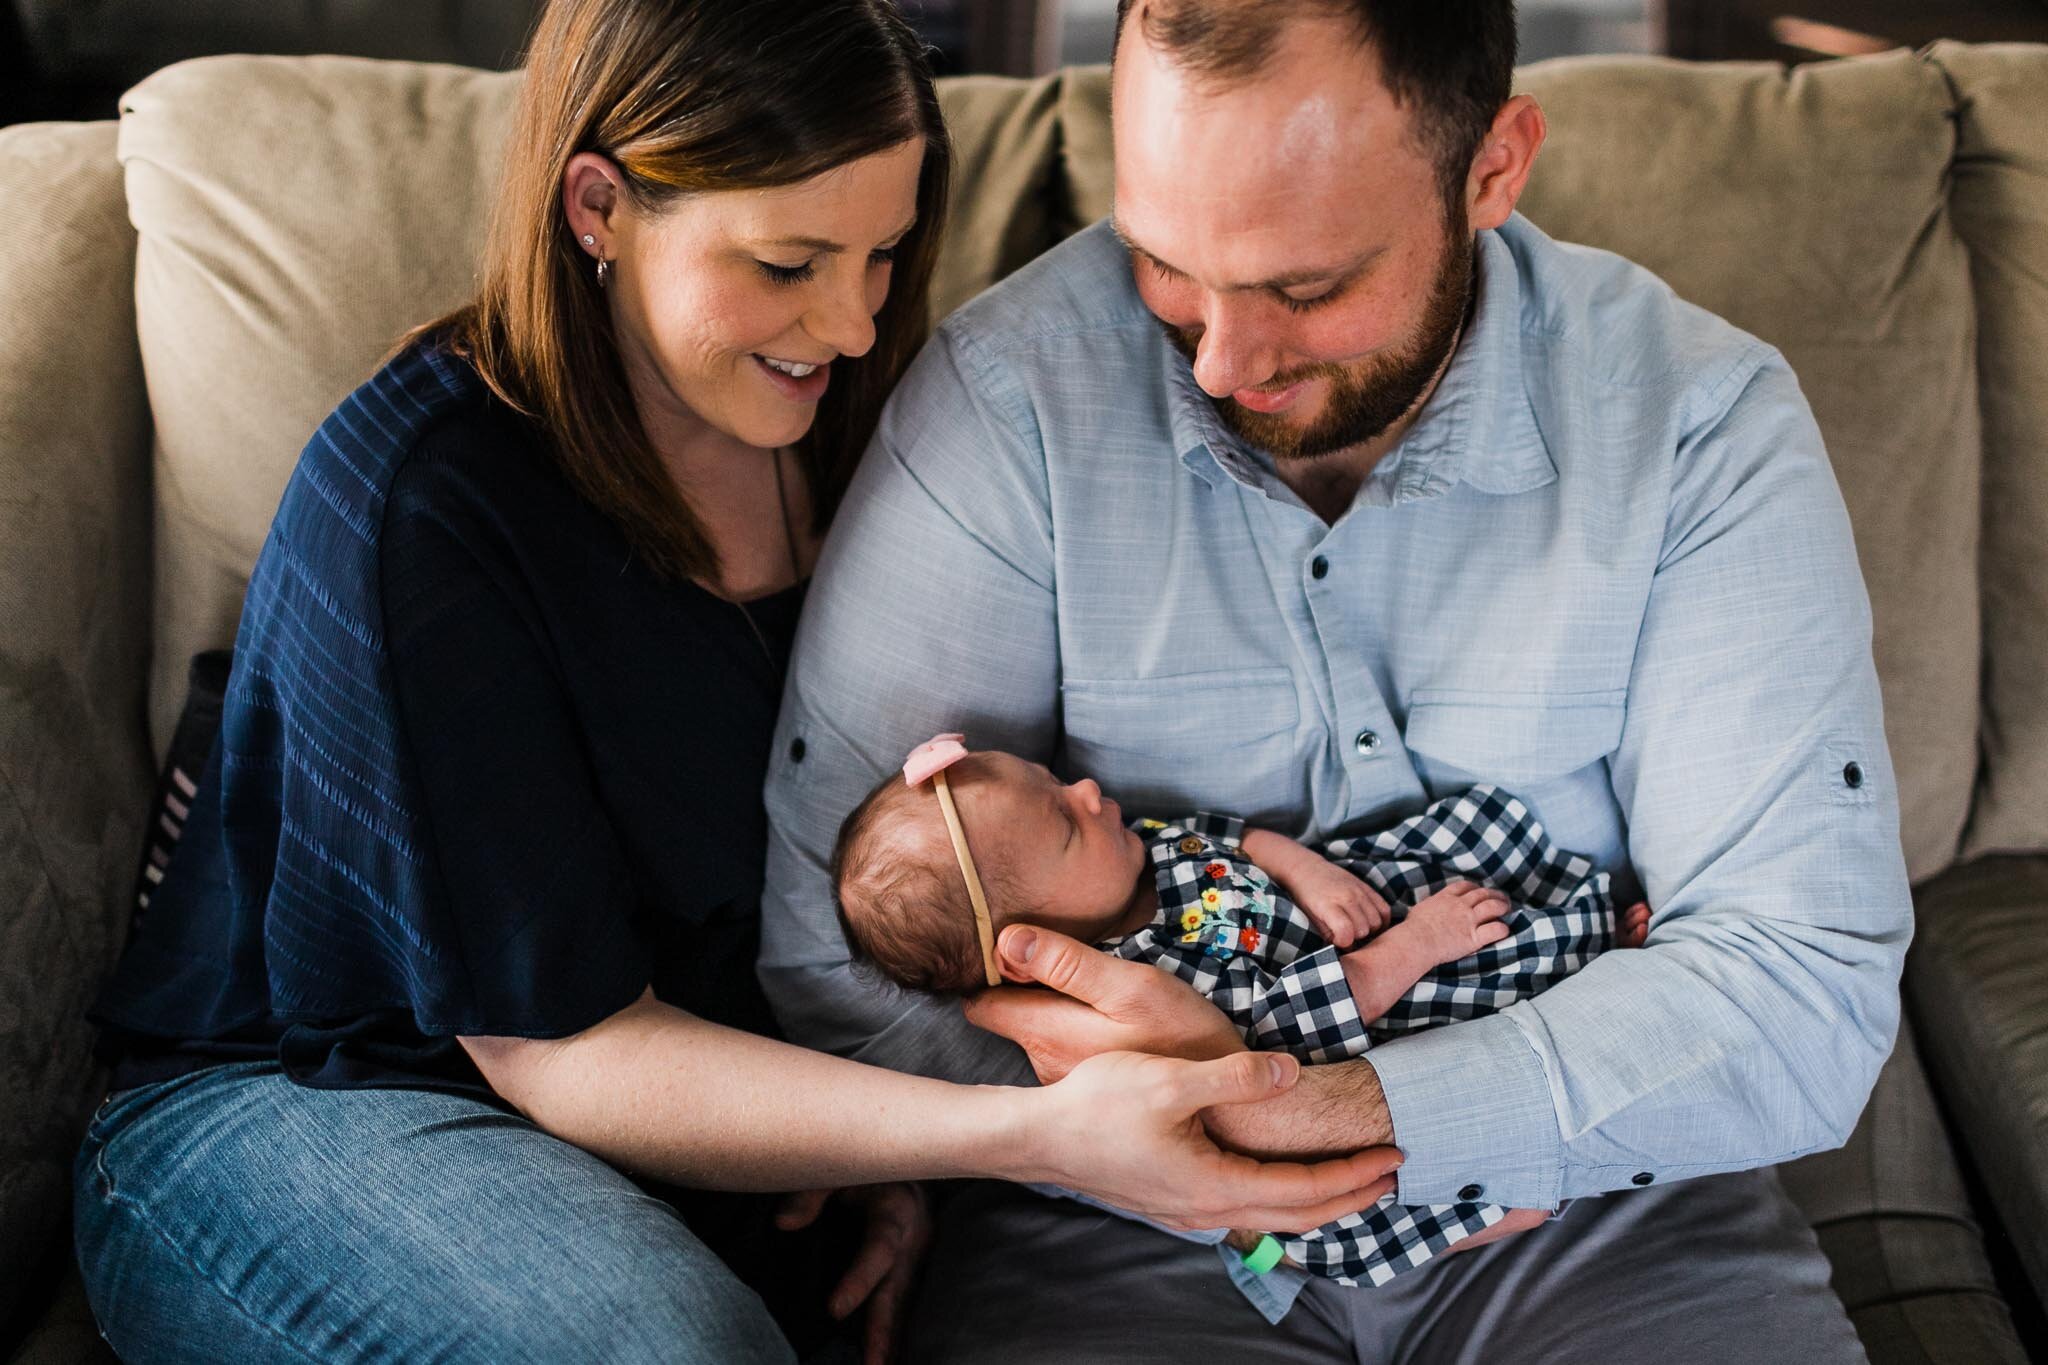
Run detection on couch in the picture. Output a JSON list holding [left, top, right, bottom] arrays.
[[3, 42, 2045, 1363]]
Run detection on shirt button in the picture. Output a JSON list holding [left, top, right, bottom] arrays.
[[788, 737, 806, 763], [1632, 1172, 1654, 1186], [1843, 762, 1863, 789], [1354, 730, 1380, 756], [1310, 555, 1329, 580], [1458, 1183, 1484, 1201]]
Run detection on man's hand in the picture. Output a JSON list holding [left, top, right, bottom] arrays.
[[964, 924, 1245, 1081], [777, 1183, 931, 1365], [1022, 1050, 1402, 1234]]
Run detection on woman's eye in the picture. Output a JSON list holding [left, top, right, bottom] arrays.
[[757, 260, 815, 285], [870, 246, 898, 267]]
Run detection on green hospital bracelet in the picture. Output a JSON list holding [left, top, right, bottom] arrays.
[[1240, 1234, 1284, 1275]]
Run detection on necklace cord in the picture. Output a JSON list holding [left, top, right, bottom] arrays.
[[734, 447, 801, 665]]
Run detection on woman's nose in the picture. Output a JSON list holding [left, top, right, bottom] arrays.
[[804, 269, 878, 360]]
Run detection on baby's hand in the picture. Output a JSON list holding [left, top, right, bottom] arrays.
[[1618, 901, 1651, 949], [1404, 881, 1512, 966], [1284, 860, 1390, 949]]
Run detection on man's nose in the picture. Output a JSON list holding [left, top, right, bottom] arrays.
[[1190, 297, 1277, 398]]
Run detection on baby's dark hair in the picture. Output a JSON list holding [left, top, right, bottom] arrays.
[[832, 760, 1028, 997]]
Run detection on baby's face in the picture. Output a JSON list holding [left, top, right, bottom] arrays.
[[959, 752, 1150, 936]]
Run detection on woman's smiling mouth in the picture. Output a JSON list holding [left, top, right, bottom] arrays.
[[753, 353, 831, 400]]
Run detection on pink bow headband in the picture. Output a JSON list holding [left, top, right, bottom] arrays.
[[903, 734, 1000, 987]]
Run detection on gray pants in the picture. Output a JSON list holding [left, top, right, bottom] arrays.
[[905, 1168, 1866, 1363]]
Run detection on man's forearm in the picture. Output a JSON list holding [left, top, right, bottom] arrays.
[[1205, 1056, 1394, 1158]]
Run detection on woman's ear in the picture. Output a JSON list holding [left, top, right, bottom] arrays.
[[562, 152, 627, 258]]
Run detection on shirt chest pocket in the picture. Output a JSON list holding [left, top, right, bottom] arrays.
[[1402, 689, 1628, 793], [1060, 668, 1303, 822]]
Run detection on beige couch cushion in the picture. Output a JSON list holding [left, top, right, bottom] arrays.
[[1934, 43, 2048, 860], [118, 56, 521, 754], [0, 120, 154, 1331], [1060, 54, 1979, 884], [928, 73, 1068, 325]]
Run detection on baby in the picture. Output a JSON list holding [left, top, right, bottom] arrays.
[[833, 734, 1650, 1288]]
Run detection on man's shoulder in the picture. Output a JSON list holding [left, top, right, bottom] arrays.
[[1500, 215, 1779, 418], [876, 220, 1167, 469], [932, 219, 1159, 365]]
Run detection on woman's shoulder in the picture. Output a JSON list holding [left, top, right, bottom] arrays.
[[312, 340, 486, 468], [356, 345, 578, 538], [294, 339, 549, 492], [266, 342, 577, 630], [368, 347, 643, 597]]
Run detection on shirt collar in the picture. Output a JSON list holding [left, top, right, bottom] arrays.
[[1168, 218, 1555, 505]]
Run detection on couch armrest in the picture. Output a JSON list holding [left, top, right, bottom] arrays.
[[0, 119, 154, 1341], [1777, 1018, 2026, 1363], [1906, 855, 2048, 1309]]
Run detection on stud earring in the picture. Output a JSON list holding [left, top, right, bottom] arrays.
[[581, 234, 594, 246]]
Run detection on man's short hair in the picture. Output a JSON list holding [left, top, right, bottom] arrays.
[[1113, 0, 1518, 214]]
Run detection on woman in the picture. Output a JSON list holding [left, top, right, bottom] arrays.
[[73, 2, 1398, 1360]]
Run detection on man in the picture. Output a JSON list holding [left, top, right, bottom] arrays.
[[762, 0, 1910, 1357]]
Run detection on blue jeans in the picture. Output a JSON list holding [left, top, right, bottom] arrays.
[[73, 1061, 804, 1364]]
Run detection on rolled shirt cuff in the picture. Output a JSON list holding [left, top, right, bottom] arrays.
[[1366, 1011, 1565, 1210]]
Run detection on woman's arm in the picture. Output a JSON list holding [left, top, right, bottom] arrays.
[[462, 989, 1401, 1235]]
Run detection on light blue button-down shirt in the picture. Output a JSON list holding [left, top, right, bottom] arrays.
[[761, 213, 1911, 1315]]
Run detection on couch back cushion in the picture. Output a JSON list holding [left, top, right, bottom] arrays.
[[1932, 43, 2048, 860], [120, 56, 520, 754], [128, 51, 1984, 883]]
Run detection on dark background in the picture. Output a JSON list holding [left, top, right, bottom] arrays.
[[8, 1, 2046, 129]]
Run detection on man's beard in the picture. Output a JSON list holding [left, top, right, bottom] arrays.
[[1168, 212, 1475, 463]]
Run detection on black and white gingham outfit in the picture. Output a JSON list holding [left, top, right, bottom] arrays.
[[1101, 784, 1616, 1287]]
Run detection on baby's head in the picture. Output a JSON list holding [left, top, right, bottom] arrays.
[[832, 747, 1149, 996]]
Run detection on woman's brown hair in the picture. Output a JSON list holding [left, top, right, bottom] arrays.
[[413, 0, 951, 582]]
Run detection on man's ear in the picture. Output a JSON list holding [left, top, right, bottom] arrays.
[[1464, 94, 1546, 233]]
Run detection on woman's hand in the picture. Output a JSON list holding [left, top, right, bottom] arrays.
[[1015, 1049, 1402, 1234], [777, 1182, 932, 1365], [964, 924, 1246, 1081]]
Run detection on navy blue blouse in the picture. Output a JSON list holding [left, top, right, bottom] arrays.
[[94, 344, 799, 1095]]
